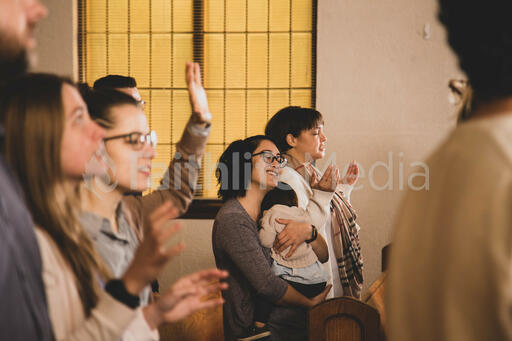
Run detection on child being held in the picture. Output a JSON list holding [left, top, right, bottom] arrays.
[[239, 182, 329, 341]]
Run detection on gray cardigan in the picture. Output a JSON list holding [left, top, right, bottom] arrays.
[[212, 198, 309, 341]]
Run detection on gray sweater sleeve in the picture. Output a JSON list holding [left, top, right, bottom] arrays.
[[217, 213, 288, 302]]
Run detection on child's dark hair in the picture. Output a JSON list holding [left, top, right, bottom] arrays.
[[261, 182, 298, 213], [216, 135, 277, 202], [77, 83, 138, 129]]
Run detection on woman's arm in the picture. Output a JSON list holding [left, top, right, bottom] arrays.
[[310, 233, 328, 263], [123, 63, 211, 238], [217, 214, 319, 308]]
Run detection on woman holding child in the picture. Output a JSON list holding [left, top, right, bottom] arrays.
[[212, 135, 333, 341]]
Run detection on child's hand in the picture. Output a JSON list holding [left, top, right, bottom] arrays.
[[273, 219, 312, 258]]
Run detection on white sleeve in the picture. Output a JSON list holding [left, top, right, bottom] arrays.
[[279, 167, 333, 229], [122, 308, 160, 341], [336, 183, 353, 203]]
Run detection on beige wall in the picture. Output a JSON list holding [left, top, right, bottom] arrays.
[[35, 0, 462, 292]]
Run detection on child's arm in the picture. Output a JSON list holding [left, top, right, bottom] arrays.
[[259, 215, 278, 248]]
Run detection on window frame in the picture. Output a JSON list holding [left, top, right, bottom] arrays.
[[77, 0, 318, 219]]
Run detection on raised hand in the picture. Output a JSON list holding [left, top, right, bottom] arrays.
[[122, 201, 184, 295], [186, 61, 211, 124], [143, 268, 229, 328], [310, 164, 340, 192], [341, 161, 359, 186]]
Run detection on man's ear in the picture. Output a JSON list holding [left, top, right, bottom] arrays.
[[286, 133, 297, 148]]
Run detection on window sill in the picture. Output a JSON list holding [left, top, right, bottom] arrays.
[[180, 198, 223, 220]]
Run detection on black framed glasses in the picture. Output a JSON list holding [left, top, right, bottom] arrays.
[[103, 130, 157, 150], [252, 151, 287, 168]]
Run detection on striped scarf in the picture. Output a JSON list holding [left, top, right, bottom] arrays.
[[286, 155, 364, 298]]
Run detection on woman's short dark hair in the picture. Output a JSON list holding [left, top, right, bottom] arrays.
[[438, 0, 512, 101], [265, 106, 323, 152], [78, 83, 138, 129], [216, 135, 276, 202], [93, 75, 137, 90]]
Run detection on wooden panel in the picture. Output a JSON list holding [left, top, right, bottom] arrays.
[[308, 297, 382, 341]]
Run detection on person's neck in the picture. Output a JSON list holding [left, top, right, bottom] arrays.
[[471, 97, 512, 121], [286, 148, 307, 164], [80, 178, 124, 233], [237, 185, 267, 222]]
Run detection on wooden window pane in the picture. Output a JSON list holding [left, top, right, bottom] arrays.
[[173, 0, 193, 32], [247, 34, 268, 88], [108, 34, 128, 76], [269, 0, 290, 31], [130, 0, 150, 32], [269, 89, 290, 116], [226, 0, 246, 32], [269, 33, 290, 88], [204, 34, 224, 88], [225, 34, 246, 88], [225, 90, 246, 141], [291, 33, 312, 88], [248, 0, 268, 32], [172, 34, 193, 88], [204, 0, 224, 32], [151, 34, 172, 88], [247, 90, 268, 136], [151, 90, 172, 145], [152, 0, 172, 32], [151, 144, 172, 190], [291, 89, 312, 108], [108, 0, 128, 33], [86, 33, 107, 83], [130, 34, 150, 87], [206, 90, 225, 144], [172, 90, 191, 144], [86, 0, 106, 33], [292, 0, 312, 31]]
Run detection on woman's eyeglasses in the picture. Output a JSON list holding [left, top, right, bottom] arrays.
[[252, 151, 287, 168], [103, 130, 158, 150]]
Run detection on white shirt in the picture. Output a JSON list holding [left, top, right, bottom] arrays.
[[388, 115, 512, 341]]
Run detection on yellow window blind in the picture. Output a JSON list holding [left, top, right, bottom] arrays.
[[78, 0, 317, 199]]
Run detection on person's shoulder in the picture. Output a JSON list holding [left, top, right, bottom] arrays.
[[214, 199, 253, 228]]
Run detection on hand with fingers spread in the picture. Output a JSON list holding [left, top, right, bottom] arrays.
[[143, 268, 229, 328], [341, 161, 359, 186], [186, 61, 211, 125], [273, 219, 313, 258], [310, 164, 340, 192], [122, 201, 184, 295]]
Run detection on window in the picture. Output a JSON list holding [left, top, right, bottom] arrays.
[[78, 0, 317, 199]]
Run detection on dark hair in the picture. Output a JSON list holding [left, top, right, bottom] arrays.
[[78, 83, 138, 129], [216, 135, 276, 202], [260, 182, 298, 212], [93, 75, 137, 90], [265, 106, 323, 152], [438, 1, 512, 101]]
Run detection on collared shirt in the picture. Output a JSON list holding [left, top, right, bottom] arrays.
[[80, 203, 151, 305]]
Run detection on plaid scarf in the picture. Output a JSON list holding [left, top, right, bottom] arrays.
[[285, 155, 364, 298]]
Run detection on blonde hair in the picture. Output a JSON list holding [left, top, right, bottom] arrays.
[[0, 73, 110, 316]]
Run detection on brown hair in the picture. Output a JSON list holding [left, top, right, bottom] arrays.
[[0, 73, 110, 316]]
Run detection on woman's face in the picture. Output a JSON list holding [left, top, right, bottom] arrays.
[[60, 84, 105, 179], [103, 104, 154, 192], [291, 124, 327, 161], [251, 139, 281, 192]]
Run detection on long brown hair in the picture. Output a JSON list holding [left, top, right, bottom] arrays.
[[0, 73, 110, 316]]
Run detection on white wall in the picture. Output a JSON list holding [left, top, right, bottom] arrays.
[[35, 0, 462, 292]]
